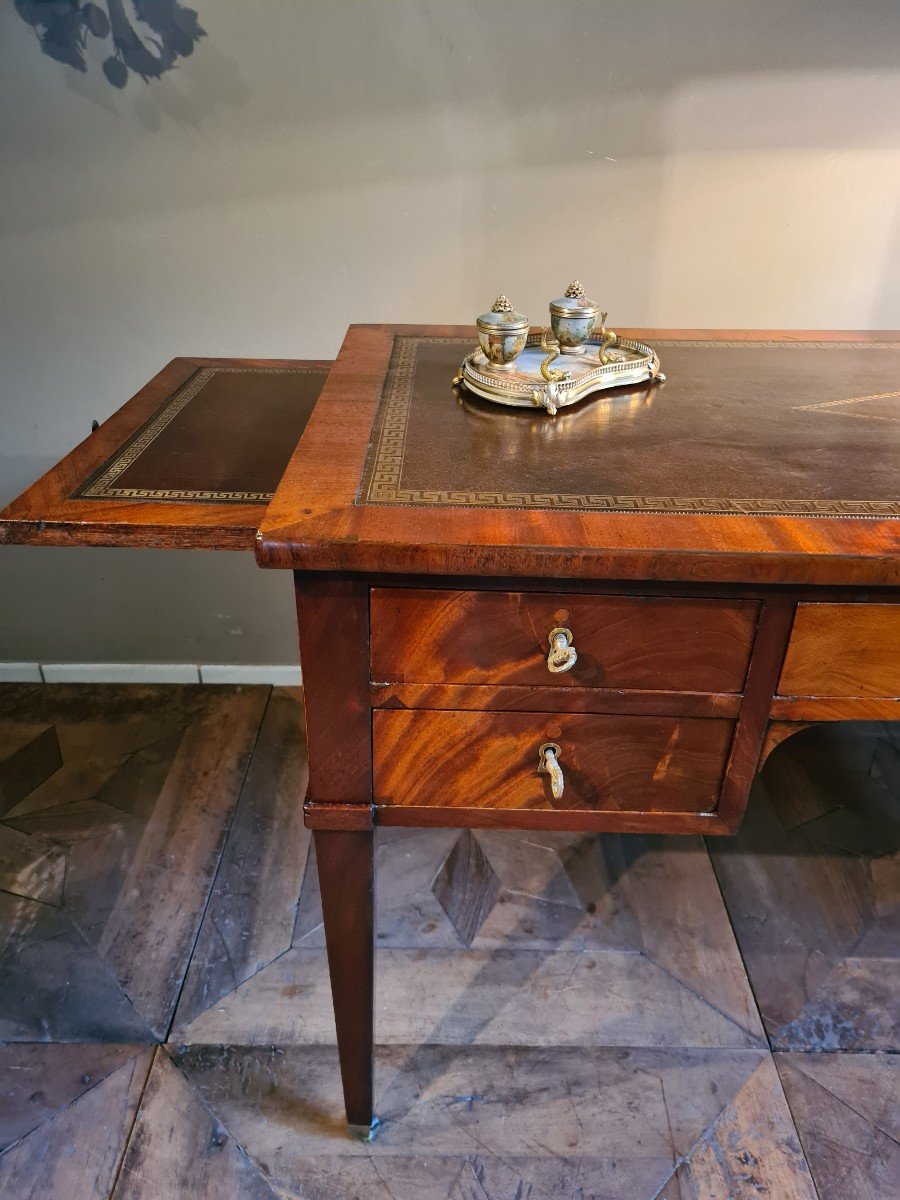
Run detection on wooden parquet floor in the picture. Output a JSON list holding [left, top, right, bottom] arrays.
[[0, 684, 896, 1199]]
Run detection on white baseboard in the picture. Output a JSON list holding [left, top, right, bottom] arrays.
[[0, 661, 302, 686], [0, 662, 43, 683], [199, 664, 302, 686], [41, 662, 202, 684]]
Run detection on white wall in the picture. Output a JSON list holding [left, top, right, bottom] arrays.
[[2, 0, 899, 666]]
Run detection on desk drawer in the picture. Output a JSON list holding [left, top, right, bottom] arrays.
[[370, 589, 758, 693], [373, 709, 733, 813], [778, 602, 900, 699]]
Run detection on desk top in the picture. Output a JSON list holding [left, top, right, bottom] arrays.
[[0, 357, 329, 551], [257, 326, 900, 585]]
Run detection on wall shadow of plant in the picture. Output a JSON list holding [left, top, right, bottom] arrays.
[[14, 0, 205, 88]]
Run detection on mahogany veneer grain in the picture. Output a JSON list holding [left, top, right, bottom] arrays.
[[373, 709, 735, 814], [370, 588, 759, 693], [778, 602, 900, 699]]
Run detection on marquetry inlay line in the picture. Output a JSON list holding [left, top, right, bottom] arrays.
[[75, 366, 327, 505], [794, 389, 900, 422], [357, 337, 900, 518]]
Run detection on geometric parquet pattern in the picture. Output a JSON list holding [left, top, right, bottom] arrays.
[[0, 684, 896, 1198]]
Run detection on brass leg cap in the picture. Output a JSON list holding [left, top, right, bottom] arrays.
[[348, 1116, 381, 1142]]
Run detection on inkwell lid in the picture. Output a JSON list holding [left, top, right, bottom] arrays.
[[476, 295, 529, 333], [549, 280, 600, 319]]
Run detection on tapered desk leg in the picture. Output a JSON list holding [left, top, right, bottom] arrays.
[[296, 574, 377, 1136], [314, 827, 378, 1139]]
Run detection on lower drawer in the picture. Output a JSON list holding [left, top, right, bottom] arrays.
[[373, 709, 734, 814]]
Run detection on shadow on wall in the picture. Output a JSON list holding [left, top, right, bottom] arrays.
[[14, 0, 204, 87]]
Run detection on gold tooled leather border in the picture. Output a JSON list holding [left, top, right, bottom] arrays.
[[356, 337, 900, 518], [75, 366, 328, 504]]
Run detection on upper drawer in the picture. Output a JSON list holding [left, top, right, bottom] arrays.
[[778, 603, 900, 698], [370, 589, 759, 693]]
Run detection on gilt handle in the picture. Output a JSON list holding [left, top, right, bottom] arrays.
[[538, 742, 564, 800], [547, 627, 577, 674]]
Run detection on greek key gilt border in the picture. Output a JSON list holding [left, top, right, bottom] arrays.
[[356, 337, 900, 518], [75, 366, 328, 504]]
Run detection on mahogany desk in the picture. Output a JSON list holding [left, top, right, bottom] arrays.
[[256, 326, 900, 1138], [2, 333, 899, 1141]]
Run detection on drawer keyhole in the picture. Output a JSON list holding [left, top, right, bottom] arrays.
[[547, 627, 577, 674], [538, 742, 565, 800]]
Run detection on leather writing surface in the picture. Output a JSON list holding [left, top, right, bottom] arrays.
[[76, 365, 328, 503], [357, 337, 900, 517]]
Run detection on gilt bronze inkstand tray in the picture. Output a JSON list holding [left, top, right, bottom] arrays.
[[455, 282, 665, 415]]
